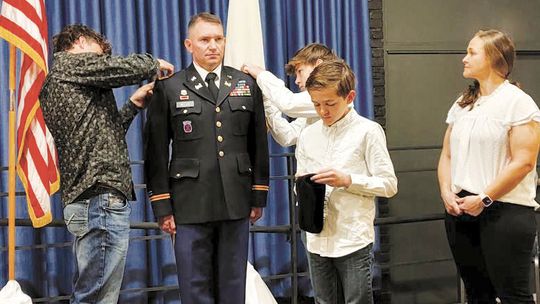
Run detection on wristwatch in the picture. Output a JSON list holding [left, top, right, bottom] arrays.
[[479, 193, 493, 207]]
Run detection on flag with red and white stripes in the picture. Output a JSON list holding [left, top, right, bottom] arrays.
[[0, 0, 59, 228]]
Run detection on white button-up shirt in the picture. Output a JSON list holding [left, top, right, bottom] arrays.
[[447, 80, 540, 208], [256, 71, 352, 147], [296, 109, 398, 257], [256, 71, 318, 146], [257, 71, 319, 118], [193, 62, 222, 88]]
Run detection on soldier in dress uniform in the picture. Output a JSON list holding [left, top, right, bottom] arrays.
[[144, 12, 269, 304]]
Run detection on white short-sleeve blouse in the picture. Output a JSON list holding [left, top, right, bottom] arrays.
[[446, 80, 540, 207]]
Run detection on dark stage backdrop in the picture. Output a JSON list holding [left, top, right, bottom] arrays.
[[0, 0, 372, 302]]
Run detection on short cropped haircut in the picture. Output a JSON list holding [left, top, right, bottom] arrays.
[[305, 59, 355, 98], [285, 43, 338, 75], [52, 24, 111, 54], [188, 12, 222, 32]]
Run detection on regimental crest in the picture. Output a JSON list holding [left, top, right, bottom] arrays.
[[182, 120, 193, 133], [229, 80, 251, 96]]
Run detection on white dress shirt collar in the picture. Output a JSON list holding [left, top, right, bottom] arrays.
[[322, 108, 355, 134], [193, 62, 222, 88]]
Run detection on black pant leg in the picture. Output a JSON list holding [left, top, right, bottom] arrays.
[[480, 203, 536, 304], [216, 218, 250, 304], [175, 222, 216, 304], [445, 213, 497, 304]]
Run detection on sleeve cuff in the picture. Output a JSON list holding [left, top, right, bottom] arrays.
[[147, 54, 160, 78], [127, 99, 143, 111], [251, 185, 269, 207], [510, 110, 540, 126], [345, 174, 369, 191], [149, 193, 173, 217]]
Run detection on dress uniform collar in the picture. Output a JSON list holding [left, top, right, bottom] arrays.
[[184, 64, 238, 106], [193, 62, 222, 89], [184, 64, 216, 104]]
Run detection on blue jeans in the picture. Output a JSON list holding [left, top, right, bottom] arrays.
[[309, 244, 374, 304], [63, 193, 131, 304], [302, 231, 345, 303]]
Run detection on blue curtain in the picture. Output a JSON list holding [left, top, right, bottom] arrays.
[[0, 0, 372, 302]]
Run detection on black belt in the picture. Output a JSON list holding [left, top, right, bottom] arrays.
[[456, 189, 477, 198], [77, 184, 126, 201], [457, 189, 508, 207]]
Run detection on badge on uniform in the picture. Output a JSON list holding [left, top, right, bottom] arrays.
[[176, 101, 194, 108], [183, 120, 193, 133], [230, 80, 251, 97], [179, 90, 190, 101]]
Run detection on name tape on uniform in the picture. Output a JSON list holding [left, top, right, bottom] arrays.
[[176, 101, 194, 108]]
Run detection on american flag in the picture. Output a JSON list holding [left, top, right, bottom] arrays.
[[0, 0, 60, 228]]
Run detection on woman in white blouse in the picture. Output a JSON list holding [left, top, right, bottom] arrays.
[[438, 29, 540, 303]]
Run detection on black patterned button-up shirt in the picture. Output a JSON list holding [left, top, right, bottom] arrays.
[[40, 51, 159, 206]]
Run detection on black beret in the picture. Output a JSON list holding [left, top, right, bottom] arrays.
[[295, 173, 325, 233]]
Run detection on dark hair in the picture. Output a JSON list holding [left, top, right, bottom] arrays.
[[187, 12, 222, 32], [459, 29, 517, 109], [285, 43, 338, 75], [52, 24, 111, 54], [306, 59, 355, 98]]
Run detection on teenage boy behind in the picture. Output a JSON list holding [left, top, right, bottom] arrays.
[[296, 60, 398, 304], [242, 43, 337, 146]]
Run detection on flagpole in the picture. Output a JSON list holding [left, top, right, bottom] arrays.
[[8, 43, 17, 280]]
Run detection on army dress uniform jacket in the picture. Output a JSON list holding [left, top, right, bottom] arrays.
[[144, 64, 269, 224]]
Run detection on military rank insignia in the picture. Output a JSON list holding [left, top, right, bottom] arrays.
[[229, 80, 251, 96], [183, 120, 193, 133]]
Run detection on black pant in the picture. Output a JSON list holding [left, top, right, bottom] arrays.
[[445, 191, 536, 304], [174, 218, 249, 304]]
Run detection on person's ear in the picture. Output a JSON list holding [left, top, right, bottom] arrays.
[[71, 36, 90, 52], [184, 38, 193, 53], [315, 59, 323, 66], [346, 90, 356, 104], [73, 36, 86, 50]]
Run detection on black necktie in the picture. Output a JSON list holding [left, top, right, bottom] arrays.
[[205, 72, 219, 101]]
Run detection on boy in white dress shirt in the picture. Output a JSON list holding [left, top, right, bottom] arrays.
[[296, 60, 398, 304]]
